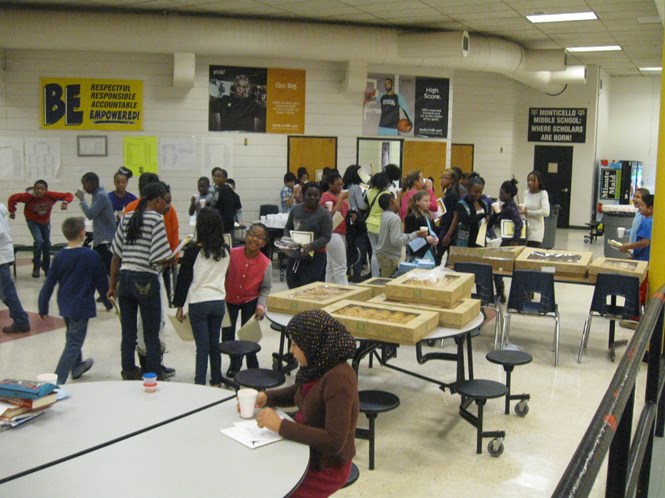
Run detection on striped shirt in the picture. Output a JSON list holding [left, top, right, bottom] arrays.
[[112, 210, 171, 274]]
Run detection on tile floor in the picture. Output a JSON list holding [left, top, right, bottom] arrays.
[[0, 229, 661, 497]]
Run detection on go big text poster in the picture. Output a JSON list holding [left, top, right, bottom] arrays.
[[209, 65, 306, 134], [40, 77, 143, 131]]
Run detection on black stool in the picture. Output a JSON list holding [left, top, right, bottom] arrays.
[[234, 368, 286, 390], [486, 350, 532, 416], [342, 463, 360, 488], [219, 340, 261, 376], [355, 390, 400, 470], [456, 379, 507, 456]]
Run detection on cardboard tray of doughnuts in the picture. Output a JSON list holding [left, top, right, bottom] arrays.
[[587, 257, 648, 284], [355, 277, 394, 297], [322, 299, 439, 345], [514, 247, 593, 276], [383, 269, 475, 308], [267, 282, 373, 314], [367, 294, 481, 329], [448, 246, 526, 273]]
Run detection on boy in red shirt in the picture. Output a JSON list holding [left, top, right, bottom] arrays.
[[8, 179, 73, 277]]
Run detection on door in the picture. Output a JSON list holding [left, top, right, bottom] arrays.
[[533, 145, 573, 228], [451, 143, 474, 176], [403, 141, 447, 196], [287, 136, 337, 179]]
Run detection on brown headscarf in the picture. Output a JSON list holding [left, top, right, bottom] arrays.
[[287, 310, 356, 386]]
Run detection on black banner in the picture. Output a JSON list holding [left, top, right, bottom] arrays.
[[414, 77, 449, 138], [528, 107, 587, 143], [600, 168, 621, 200]]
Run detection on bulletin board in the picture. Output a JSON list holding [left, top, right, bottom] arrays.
[[287, 136, 337, 178], [403, 140, 447, 196]]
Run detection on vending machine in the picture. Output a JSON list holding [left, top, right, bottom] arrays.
[[596, 159, 643, 209]]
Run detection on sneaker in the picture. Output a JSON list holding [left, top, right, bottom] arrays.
[[72, 358, 94, 380], [121, 367, 142, 381], [619, 319, 639, 330], [161, 365, 176, 379], [32, 265, 40, 278], [2, 322, 31, 334], [226, 367, 237, 378]]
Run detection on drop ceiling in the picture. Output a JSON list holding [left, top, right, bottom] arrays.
[[2, 0, 663, 76]]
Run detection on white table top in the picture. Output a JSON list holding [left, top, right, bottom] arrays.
[[267, 311, 485, 343], [0, 381, 234, 483], [0, 399, 310, 497]]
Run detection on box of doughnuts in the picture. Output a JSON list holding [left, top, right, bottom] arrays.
[[322, 299, 439, 345], [355, 277, 394, 297], [267, 282, 373, 314], [448, 246, 525, 273], [514, 247, 593, 276], [367, 294, 481, 329], [383, 269, 474, 308], [587, 257, 648, 284]]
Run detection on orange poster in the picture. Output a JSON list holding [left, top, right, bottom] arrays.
[[266, 68, 306, 134]]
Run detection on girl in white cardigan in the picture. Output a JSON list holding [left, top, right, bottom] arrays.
[[520, 170, 550, 247]]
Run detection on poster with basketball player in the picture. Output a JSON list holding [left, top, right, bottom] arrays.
[[209, 65, 305, 134], [363, 73, 449, 138]]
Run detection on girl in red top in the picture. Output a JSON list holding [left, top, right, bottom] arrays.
[[8, 179, 73, 277], [319, 171, 350, 285]]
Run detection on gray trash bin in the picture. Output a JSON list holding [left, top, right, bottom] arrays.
[[603, 211, 635, 258], [541, 204, 560, 249]]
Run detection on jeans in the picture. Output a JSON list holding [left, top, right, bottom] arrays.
[[189, 300, 225, 385], [27, 220, 51, 271], [94, 243, 112, 275], [55, 318, 89, 384], [325, 233, 348, 285], [0, 263, 29, 327], [222, 299, 260, 370], [286, 252, 326, 289], [118, 271, 162, 374]]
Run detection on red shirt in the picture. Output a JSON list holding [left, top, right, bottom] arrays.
[[224, 246, 271, 305], [8, 191, 74, 225], [320, 191, 349, 235]]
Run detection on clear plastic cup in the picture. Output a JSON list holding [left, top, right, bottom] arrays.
[[143, 372, 158, 393]]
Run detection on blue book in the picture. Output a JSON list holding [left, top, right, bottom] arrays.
[[0, 379, 57, 400]]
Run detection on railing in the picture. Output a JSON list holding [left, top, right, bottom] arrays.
[[552, 285, 665, 497]]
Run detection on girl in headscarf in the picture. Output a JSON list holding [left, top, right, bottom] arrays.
[[255, 310, 359, 498]]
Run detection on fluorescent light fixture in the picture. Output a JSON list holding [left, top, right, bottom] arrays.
[[567, 45, 622, 53], [527, 12, 597, 23], [639, 67, 662, 72]]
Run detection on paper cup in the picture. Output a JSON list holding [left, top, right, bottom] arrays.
[[617, 227, 625, 239], [325, 201, 333, 212], [492, 201, 502, 214], [237, 388, 258, 418], [37, 373, 58, 385], [199, 199, 207, 208]]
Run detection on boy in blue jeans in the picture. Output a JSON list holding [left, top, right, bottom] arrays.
[[38, 217, 112, 384]]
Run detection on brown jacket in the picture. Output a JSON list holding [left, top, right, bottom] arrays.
[[267, 362, 358, 470]]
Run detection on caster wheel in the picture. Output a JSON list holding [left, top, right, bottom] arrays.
[[487, 439, 504, 457], [515, 401, 529, 417], [426, 340, 436, 347]]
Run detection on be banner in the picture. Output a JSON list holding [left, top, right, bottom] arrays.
[[209, 65, 306, 134], [40, 78, 143, 131], [363, 73, 449, 138]]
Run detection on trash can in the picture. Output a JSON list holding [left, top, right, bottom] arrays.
[[541, 204, 560, 249], [603, 211, 635, 259]]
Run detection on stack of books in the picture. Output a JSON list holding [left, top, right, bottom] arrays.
[[0, 379, 58, 431]]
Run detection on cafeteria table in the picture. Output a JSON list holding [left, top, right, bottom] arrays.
[[0, 381, 309, 497], [0, 388, 309, 497]]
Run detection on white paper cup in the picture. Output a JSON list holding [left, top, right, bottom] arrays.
[[237, 388, 258, 418], [199, 199, 207, 208], [37, 373, 58, 385], [617, 227, 625, 238], [325, 201, 333, 212], [492, 201, 502, 214]]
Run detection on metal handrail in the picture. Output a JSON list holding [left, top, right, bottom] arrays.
[[552, 285, 665, 497]]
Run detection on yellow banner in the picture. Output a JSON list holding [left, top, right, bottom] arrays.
[[40, 77, 143, 131], [266, 68, 306, 134]]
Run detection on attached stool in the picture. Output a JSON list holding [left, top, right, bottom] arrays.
[[269, 322, 297, 374], [355, 390, 400, 470], [342, 463, 360, 488], [486, 350, 532, 416], [233, 368, 286, 391], [456, 379, 507, 456], [219, 340, 261, 376]]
